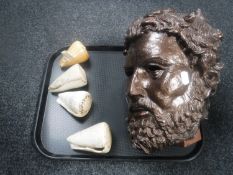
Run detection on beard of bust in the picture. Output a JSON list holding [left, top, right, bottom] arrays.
[[128, 72, 209, 154]]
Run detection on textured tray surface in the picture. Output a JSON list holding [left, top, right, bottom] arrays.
[[35, 47, 202, 160]]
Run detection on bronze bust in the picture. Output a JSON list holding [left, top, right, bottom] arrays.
[[124, 9, 223, 154]]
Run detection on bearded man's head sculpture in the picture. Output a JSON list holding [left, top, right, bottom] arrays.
[[123, 9, 223, 154]]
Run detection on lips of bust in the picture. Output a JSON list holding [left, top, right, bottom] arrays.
[[129, 104, 152, 118]]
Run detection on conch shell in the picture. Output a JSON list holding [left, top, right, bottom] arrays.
[[48, 64, 87, 93], [60, 41, 89, 68], [67, 122, 112, 153], [57, 91, 92, 118]]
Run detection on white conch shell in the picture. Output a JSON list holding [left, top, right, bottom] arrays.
[[60, 41, 89, 68], [48, 64, 87, 93], [57, 91, 92, 118], [67, 122, 112, 153]]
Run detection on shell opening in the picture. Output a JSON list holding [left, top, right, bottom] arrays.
[[70, 144, 106, 153]]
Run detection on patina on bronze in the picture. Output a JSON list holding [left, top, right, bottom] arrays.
[[124, 9, 223, 154]]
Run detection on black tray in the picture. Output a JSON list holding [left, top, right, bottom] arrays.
[[33, 46, 203, 161]]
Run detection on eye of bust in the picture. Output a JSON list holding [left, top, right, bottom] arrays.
[[145, 63, 165, 79], [146, 64, 163, 71], [124, 67, 134, 77]]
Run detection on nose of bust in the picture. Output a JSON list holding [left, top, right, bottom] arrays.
[[127, 68, 147, 98]]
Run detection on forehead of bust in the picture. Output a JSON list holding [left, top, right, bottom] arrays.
[[126, 32, 189, 67]]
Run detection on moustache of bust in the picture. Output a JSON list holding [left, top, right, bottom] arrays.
[[128, 97, 166, 125]]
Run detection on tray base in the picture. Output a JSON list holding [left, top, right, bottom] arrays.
[[34, 46, 203, 161]]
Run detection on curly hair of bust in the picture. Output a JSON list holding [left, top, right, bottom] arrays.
[[124, 8, 223, 95], [125, 9, 223, 153]]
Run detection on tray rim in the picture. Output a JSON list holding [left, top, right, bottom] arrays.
[[32, 45, 204, 161]]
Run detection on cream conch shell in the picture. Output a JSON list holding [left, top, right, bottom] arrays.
[[57, 91, 92, 118], [60, 41, 89, 68], [67, 122, 112, 153], [48, 64, 87, 93]]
